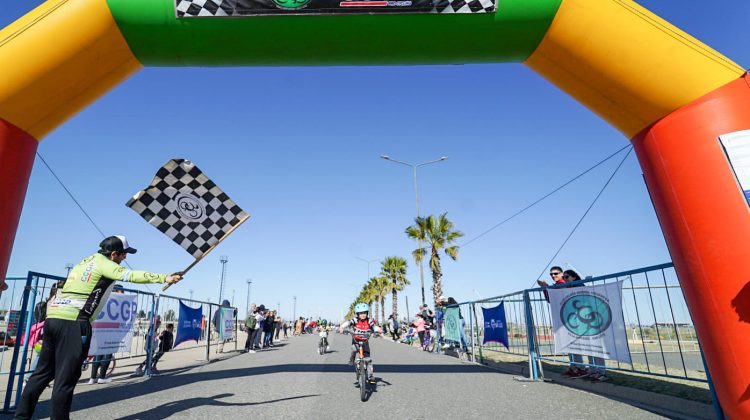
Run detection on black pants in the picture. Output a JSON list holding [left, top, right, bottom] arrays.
[[90, 354, 112, 380], [151, 351, 165, 368], [15, 318, 92, 420], [245, 329, 256, 351]]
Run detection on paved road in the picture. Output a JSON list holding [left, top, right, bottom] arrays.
[[23, 334, 663, 419]]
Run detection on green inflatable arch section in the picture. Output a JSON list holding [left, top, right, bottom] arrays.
[[106, 0, 562, 66]]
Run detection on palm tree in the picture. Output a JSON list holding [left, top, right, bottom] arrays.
[[358, 282, 377, 321], [372, 275, 390, 326], [367, 278, 382, 324], [380, 256, 409, 321], [405, 213, 464, 307]]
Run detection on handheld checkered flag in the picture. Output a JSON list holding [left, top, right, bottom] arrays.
[[127, 159, 249, 290]]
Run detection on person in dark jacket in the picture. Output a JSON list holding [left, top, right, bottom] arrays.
[[213, 300, 235, 353], [149, 323, 174, 374]]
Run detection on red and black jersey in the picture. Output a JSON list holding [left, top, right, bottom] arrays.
[[349, 317, 375, 341]]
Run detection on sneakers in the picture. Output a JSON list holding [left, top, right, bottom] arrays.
[[149, 368, 160, 375], [97, 377, 112, 384], [87, 378, 97, 385], [367, 375, 376, 384], [134, 367, 144, 376], [326, 346, 331, 351], [570, 369, 590, 379], [247, 349, 256, 354]]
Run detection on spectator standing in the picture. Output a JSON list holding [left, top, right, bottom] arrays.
[[213, 300, 235, 354], [563, 270, 609, 382], [445, 297, 468, 352], [252, 305, 266, 350], [412, 313, 426, 349], [274, 316, 282, 340], [388, 314, 400, 341], [244, 304, 257, 353], [263, 310, 275, 348]]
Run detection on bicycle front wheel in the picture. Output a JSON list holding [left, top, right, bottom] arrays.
[[359, 365, 367, 402]]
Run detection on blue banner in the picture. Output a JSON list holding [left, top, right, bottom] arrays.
[[175, 300, 202, 348], [482, 303, 508, 348]]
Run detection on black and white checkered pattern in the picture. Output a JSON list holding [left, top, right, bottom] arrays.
[[433, 0, 494, 13], [127, 159, 249, 259], [174, 0, 494, 16], [175, 0, 237, 17]]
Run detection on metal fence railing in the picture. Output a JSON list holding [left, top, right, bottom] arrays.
[[0, 271, 238, 413], [438, 263, 709, 385]]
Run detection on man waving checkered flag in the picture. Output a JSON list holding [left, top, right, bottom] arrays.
[[127, 159, 249, 261]]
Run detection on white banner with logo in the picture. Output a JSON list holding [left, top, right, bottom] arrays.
[[219, 307, 235, 341], [90, 294, 137, 356], [548, 281, 631, 363]]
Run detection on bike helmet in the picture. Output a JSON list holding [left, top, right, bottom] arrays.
[[354, 303, 369, 314]]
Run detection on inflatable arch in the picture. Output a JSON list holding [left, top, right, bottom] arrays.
[[1, 0, 748, 415]]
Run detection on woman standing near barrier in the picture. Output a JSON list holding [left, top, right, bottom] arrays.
[[561, 270, 609, 382]]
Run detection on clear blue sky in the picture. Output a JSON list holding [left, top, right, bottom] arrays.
[[2, 1, 748, 322]]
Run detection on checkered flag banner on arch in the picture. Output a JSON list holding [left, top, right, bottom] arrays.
[[127, 159, 249, 259]]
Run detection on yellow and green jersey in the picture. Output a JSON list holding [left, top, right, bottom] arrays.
[[47, 253, 166, 322]]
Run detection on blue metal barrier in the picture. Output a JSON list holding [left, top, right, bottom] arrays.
[[0, 272, 236, 414]]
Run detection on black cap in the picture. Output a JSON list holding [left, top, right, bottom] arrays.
[[99, 235, 137, 254]]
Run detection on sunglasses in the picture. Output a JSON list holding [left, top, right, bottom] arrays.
[[549, 272, 562, 277]]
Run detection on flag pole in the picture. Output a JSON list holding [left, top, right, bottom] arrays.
[[162, 214, 250, 292]]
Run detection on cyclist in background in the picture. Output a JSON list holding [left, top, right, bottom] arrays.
[[339, 303, 381, 383]]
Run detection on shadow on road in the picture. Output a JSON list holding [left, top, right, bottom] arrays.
[[114, 393, 319, 419], [29, 362, 493, 417]]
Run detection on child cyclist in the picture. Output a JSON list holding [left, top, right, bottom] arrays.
[[339, 303, 382, 383]]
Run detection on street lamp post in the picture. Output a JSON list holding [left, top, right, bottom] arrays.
[[356, 257, 379, 281], [293, 296, 297, 321], [218, 255, 228, 303], [64, 263, 73, 277], [380, 155, 448, 305], [251, 279, 253, 314]]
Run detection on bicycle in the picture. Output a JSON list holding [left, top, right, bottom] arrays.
[[318, 329, 329, 355], [421, 325, 435, 353], [344, 329, 374, 402]]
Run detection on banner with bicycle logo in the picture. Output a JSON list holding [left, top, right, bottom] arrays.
[[90, 294, 138, 356], [548, 281, 631, 363]]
